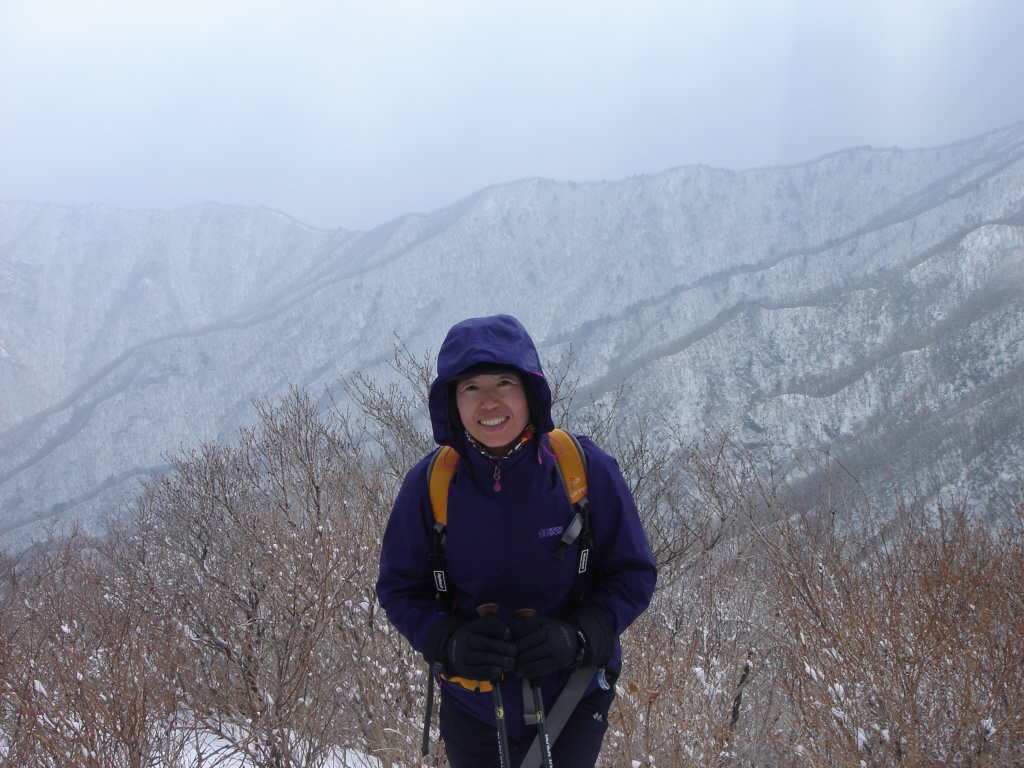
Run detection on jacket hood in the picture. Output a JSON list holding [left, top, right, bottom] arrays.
[[428, 315, 554, 447]]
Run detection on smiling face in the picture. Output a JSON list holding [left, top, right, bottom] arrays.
[[454, 372, 531, 455]]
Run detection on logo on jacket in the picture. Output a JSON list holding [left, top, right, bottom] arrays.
[[538, 526, 564, 539]]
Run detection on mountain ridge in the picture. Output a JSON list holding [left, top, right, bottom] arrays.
[[2, 122, 1023, 546]]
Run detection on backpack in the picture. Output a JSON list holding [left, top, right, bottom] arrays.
[[419, 428, 595, 755], [425, 428, 593, 689]]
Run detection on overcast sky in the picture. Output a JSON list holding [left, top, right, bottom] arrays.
[[2, 1, 1023, 231]]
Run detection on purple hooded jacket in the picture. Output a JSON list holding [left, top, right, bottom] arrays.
[[375, 315, 657, 734]]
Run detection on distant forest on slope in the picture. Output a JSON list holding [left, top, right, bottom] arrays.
[[4, 124, 1024, 549], [2, 348, 1023, 767]]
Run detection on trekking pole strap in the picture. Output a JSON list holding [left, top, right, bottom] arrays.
[[519, 666, 597, 768], [421, 662, 441, 756]]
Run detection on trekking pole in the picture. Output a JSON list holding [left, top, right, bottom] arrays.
[[514, 608, 554, 768], [477, 603, 512, 768]]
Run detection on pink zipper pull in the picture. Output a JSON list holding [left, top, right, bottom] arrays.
[[493, 464, 501, 492]]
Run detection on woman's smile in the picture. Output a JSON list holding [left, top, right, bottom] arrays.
[[455, 372, 530, 455]]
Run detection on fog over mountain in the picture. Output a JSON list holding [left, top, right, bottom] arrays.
[[2, 123, 1023, 548]]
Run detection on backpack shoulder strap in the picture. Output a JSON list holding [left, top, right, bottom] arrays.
[[426, 446, 458, 608], [546, 429, 594, 606], [426, 433, 594, 587], [420, 445, 494, 756], [430, 433, 586, 523], [547, 428, 588, 506], [427, 445, 459, 526]]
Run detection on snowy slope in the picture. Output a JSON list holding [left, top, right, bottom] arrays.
[[2, 123, 1023, 545]]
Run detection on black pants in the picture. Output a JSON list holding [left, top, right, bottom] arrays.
[[440, 685, 613, 768]]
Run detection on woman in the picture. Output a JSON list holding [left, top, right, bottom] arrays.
[[376, 314, 656, 768]]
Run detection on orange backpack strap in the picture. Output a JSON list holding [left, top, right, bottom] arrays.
[[547, 429, 593, 599], [425, 446, 494, 693], [429, 432, 588, 524], [547, 428, 589, 507], [427, 445, 459, 526], [426, 446, 458, 608]]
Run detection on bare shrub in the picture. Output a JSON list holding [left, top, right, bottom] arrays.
[[762, 499, 1024, 767], [607, 544, 767, 768], [4, 344, 1022, 768], [339, 339, 435, 485], [660, 426, 1024, 767], [0, 529, 186, 768], [121, 388, 405, 766]]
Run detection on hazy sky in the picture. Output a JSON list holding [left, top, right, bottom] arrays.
[[2, 1, 1023, 231]]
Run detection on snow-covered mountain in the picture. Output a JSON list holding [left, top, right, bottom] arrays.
[[2, 123, 1023, 546]]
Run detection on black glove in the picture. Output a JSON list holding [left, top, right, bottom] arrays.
[[425, 613, 516, 681], [570, 604, 615, 668], [511, 615, 581, 679]]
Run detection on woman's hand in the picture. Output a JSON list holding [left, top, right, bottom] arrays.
[[510, 615, 581, 678], [444, 614, 517, 681]]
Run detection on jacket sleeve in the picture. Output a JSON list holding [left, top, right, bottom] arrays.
[[375, 454, 450, 655], [577, 436, 657, 639]]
